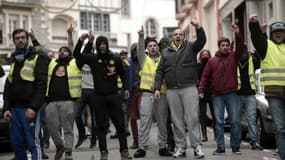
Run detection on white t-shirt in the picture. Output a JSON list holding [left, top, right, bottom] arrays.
[[81, 64, 94, 89]]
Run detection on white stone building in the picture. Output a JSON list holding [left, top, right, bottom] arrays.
[[0, 0, 177, 59]]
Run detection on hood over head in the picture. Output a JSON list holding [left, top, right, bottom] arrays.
[[95, 36, 109, 54]]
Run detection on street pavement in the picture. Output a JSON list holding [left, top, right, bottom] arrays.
[[0, 124, 281, 160]]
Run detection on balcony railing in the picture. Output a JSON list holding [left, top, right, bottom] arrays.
[[0, 0, 38, 7]]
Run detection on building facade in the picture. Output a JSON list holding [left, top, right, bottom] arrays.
[[0, 0, 177, 61], [175, 0, 285, 55]]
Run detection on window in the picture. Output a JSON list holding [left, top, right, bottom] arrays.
[[80, 11, 110, 32], [145, 18, 157, 36], [9, 15, 20, 40], [162, 27, 176, 39], [5, 14, 31, 42], [80, 12, 87, 29], [103, 14, 110, 32], [121, 0, 130, 16], [52, 18, 68, 40], [22, 15, 28, 30]]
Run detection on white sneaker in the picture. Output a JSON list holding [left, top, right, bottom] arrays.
[[194, 145, 205, 158], [173, 148, 186, 158]]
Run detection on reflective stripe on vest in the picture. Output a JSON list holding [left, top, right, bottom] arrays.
[[8, 54, 38, 83], [46, 59, 82, 98], [260, 40, 285, 86], [237, 56, 256, 90], [140, 56, 167, 94], [117, 77, 122, 89]]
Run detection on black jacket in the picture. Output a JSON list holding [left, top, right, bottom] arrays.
[[197, 62, 212, 101], [237, 53, 260, 95], [154, 27, 206, 90], [3, 47, 50, 112], [73, 39, 129, 95]]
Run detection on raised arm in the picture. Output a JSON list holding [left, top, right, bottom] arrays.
[[232, 24, 244, 61], [82, 33, 94, 55], [67, 24, 74, 49], [249, 14, 268, 60], [137, 26, 146, 68], [29, 28, 40, 46], [73, 33, 96, 65], [191, 20, 207, 54]]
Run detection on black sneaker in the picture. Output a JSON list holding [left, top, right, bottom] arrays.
[[75, 136, 87, 148], [159, 148, 172, 157], [90, 140, 96, 149], [212, 147, 225, 155], [232, 148, 242, 155], [133, 148, 146, 158]]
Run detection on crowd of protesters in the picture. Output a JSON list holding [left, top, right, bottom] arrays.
[[1, 13, 285, 160]]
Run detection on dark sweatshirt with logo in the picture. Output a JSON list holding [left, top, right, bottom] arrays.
[[73, 38, 129, 95]]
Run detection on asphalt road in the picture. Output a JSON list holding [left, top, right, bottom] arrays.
[[0, 124, 281, 160]]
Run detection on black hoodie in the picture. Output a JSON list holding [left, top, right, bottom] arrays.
[[73, 36, 129, 95]]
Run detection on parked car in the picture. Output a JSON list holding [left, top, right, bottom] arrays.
[[0, 65, 10, 144], [240, 69, 276, 148]]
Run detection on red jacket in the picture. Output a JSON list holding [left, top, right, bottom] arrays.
[[198, 35, 244, 96]]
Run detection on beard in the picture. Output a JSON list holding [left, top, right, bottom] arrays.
[[58, 54, 69, 62]]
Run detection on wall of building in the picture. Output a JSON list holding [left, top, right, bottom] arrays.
[[115, 0, 177, 50], [176, 0, 285, 56]]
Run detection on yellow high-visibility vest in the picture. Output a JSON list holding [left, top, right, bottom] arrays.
[[260, 40, 285, 86], [140, 55, 167, 94], [46, 59, 82, 98], [8, 54, 39, 83], [237, 56, 256, 90]]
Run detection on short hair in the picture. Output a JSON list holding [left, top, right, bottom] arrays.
[[12, 28, 29, 41], [217, 37, 230, 47], [146, 38, 158, 46], [145, 37, 158, 48]]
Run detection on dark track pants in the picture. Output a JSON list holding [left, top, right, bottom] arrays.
[[94, 93, 128, 152]]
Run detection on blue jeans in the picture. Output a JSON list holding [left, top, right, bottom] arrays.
[[75, 88, 97, 143], [213, 92, 240, 149], [266, 96, 285, 160], [237, 95, 259, 144]]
